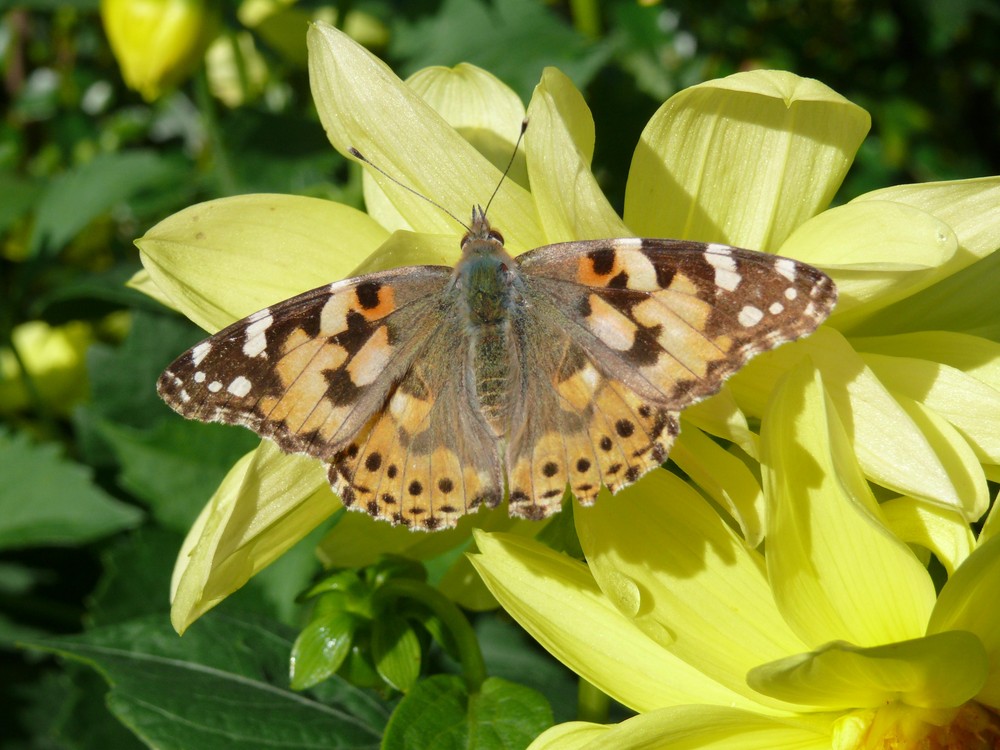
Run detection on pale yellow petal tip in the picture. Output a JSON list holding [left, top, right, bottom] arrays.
[[699, 69, 869, 117], [748, 632, 988, 710]]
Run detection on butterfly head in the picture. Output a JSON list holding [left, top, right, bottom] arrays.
[[461, 205, 507, 258]]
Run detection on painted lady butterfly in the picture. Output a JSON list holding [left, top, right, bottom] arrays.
[[158, 204, 836, 530]]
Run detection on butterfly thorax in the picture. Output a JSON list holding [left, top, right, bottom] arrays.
[[454, 209, 522, 436]]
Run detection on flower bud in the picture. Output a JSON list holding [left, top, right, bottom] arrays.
[[101, 0, 221, 101]]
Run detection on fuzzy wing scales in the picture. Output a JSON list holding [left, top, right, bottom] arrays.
[[157, 266, 451, 463], [505, 237, 836, 517], [518, 237, 836, 409]]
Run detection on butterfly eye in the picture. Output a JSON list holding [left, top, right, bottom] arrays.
[[488, 229, 504, 244]]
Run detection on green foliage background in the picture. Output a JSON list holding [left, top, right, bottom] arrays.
[[1, 0, 997, 748]]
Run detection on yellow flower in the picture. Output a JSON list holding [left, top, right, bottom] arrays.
[[101, 0, 220, 101], [0, 321, 92, 416], [135, 20, 1000, 640], [471, 359, 1000, 747]]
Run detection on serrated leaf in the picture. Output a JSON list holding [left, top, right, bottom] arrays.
[[0, 429, 142, 550], [383, 674, 552, 750], [23, 613, 388, 750]]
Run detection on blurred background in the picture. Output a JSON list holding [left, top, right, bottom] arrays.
[[2, 0, 998, 746]]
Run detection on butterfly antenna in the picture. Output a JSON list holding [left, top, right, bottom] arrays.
[[348, 147, 471, 231], [483, 117, 528, 218]]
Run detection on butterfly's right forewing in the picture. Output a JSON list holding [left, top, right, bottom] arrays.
[[157, 266, 452, 462]]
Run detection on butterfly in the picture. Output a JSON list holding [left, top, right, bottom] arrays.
[[158, 206, 836, 530]]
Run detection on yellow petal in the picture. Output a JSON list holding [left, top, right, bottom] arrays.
[[349, 230, 461, 274], [684, 387, 760, 459], [672, 424, 764, 547], [170, 442, 336, 633], [977, 487, 1000, 547], [529, 706, 833, 750], [625, 70, 869, 251], [854, 176, 1000, 263], [362, 63, 528, 234], [137, 194, 387, 332], [879, 496, 974, 576], [127, 268, 176, 312], [470, 531, 760, 713], [575, 472, 806, 710], [888, 391, 990, 520], [761, 359, 936, 646], [748, 633, 988, 709], [862, 353, 1000, 466], [306, 22, 543, 249], [851, 331, 1000, 392], [927, 533, 1000, 708], [777, 201, 957, 329], [524, 67, 629, 243], [406, 64, 527, 180], [732, 328, 968, 511]]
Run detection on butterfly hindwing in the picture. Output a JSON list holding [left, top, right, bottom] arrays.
[[326, 314, 504, 530]]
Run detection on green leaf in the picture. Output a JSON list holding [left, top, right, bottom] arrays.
[[0, 429, 142, 550], [75, 310, 205, 464], [29, 151, 187, 258], [383, 674, 552, 750], [0, 172, 43, 238], [475, 617, 579, 725], [290, 611, 359, 690], [391, 0, 609, 101], [100, 419, 259, 531], [88, 527, 184, 626], [22, 613, 389, 749], [372, 614, 422, 692]]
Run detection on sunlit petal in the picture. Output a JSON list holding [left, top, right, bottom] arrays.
[[927, 534, 1000, 709], [525, 67, 629, 243], [748, 633, 987, 709], [170, 442, 336, 633], [625, 70, 869, 251], [307, 22, 543, 249], [529, 706, 833, 750], [761, 360, 936, 646], [576, 472, 806, 709], [470, 531, 760, 713], [137, 194, 387, 332]]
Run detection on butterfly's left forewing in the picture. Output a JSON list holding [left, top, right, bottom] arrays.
[[519, 237, 836, 409]]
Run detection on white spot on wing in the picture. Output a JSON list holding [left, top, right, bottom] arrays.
[[207, 381, 223, 393], [192, 342, 212, 366], [769, 302, 785, 315], [776, 258, 797, 282], [738, 305, 764, 327], [785, 287, 798, 300], [194, 371, 206, 383], [705, 247, 741, 291], [227, 376, 252, 397], [243, 313, 273, 358]]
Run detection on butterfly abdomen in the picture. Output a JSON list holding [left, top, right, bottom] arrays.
[[456, 254, 522, 436]]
